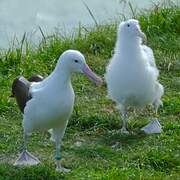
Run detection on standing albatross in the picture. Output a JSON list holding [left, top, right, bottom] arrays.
[[12, 50, 102, 172], [105, 19, 164, 134]]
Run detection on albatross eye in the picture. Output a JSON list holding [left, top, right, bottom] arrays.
[[74, 59, 79, 63], [127, 24, 130, 27]]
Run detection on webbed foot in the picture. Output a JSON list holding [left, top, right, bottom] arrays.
[[14, 150, 40, 166]]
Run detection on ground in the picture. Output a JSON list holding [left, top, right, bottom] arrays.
[[0, 4, 180, 180]]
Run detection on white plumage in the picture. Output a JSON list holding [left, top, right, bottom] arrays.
[[14, 50, 102, 172], [105, 19, 164, 133]]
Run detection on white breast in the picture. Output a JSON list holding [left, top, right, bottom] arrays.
[[105, 48, 158, 107], [23, 83, 75, 133]]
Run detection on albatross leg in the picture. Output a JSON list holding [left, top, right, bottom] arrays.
[[119, 105, 129, 134], [14, 133, 40, 166], [55, 142, 70, 173], [53, 128, 70, 173]]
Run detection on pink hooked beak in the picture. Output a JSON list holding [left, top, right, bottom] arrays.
[[82, 64, 102, 86]]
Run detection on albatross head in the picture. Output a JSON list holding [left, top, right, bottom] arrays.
[[119, 19, 146, 43], [58, 50, 102, 85]]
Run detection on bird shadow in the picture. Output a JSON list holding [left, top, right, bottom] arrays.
[[93, 129, 148, 148]]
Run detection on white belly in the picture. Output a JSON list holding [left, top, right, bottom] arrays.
[[23, 87, 75, 133], [106, 58, 157, 107]]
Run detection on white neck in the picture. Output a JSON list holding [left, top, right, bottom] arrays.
[[115, 36, 142, 59], [43, 62, 72, 89]]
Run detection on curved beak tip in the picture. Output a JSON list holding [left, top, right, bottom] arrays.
[[83, 64, 103, 86]]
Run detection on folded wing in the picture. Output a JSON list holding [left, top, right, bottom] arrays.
[[11, 75, 43, 113]]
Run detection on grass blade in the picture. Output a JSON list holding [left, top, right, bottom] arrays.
[[82, 0, 98, 26]]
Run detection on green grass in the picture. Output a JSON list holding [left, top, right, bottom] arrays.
[[0, 4, 180, 180]]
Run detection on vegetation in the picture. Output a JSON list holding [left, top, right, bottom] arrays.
[[0, 3, 180, 179]]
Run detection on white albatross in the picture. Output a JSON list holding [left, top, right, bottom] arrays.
[[105, 19, 164, 134], [12, 50, 102, 172]]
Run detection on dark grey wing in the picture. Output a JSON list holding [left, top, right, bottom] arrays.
[[12, 76, 31, 113], [12, 75, 43, 113]]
